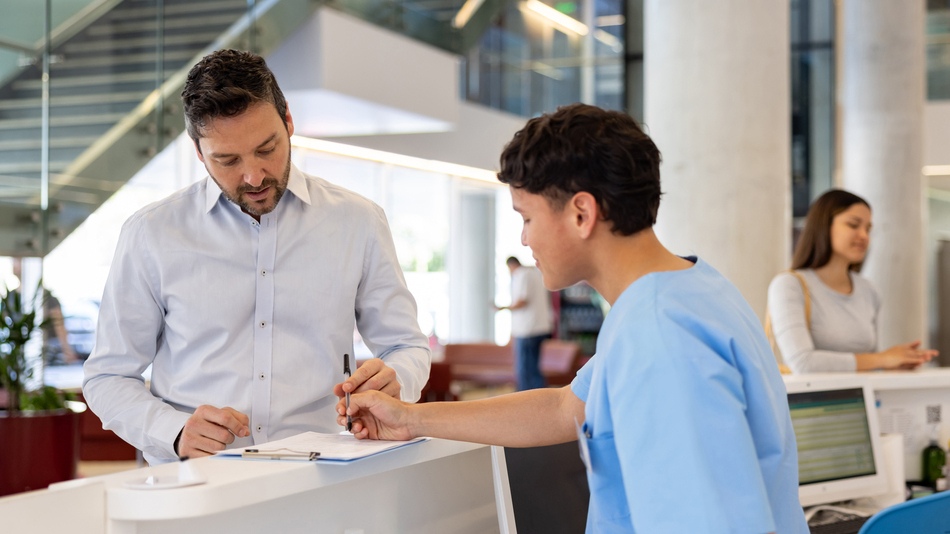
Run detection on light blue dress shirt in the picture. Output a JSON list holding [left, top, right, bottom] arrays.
[[571, 258, 808, 533], [83, 165, 430, 464]]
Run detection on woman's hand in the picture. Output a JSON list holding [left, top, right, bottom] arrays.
[[857, 341, 938, 371]]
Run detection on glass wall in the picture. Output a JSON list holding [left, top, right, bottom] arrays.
[[790, 0, 835, 219], [928, 0, 950, 100], [462, 0, 625, 116]]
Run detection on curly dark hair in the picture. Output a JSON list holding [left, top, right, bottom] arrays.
[[181, 49, 288, 146], [497, 103, 662, 236]]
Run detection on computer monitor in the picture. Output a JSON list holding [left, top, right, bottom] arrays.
[[785, 377, 889, 507]]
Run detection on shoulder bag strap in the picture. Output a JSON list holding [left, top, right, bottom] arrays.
[[765, 270, 811, 374]]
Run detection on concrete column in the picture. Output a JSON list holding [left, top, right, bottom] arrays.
[[448, 185, 496, 342], [645, 0, 790, 317], [840, 0, 926, 347]]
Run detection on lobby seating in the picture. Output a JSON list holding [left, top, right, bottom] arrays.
[[442, 340, 584, 390]]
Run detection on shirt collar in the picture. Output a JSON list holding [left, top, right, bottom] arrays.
[[203, 163, 312, 213]]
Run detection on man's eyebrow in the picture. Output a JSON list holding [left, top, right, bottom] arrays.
[[208, 134, 278, 159]]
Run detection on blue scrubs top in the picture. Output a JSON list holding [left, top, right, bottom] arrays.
[[571, 258, 808, 533]]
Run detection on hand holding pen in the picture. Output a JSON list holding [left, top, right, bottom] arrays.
[[334, 357, 403, 400]]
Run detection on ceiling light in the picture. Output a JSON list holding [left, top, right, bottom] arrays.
[[291, 136, 498, 184], [522, 0, 589, 36], [453, 0, 486, 28], [924, 165, 950, 176]]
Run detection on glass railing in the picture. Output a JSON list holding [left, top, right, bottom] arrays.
[[0, 0, 321, 258], [459, 0, 626, 117]]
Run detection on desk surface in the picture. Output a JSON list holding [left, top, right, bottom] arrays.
[[56, 438, 485, 521], [783, 367, 950, 390]]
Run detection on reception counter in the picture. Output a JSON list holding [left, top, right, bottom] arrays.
[[785, 367, 950, 481], [4, 438, 513, 534]]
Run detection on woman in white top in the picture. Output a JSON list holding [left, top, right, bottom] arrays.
[[767, 189, 937, 373]]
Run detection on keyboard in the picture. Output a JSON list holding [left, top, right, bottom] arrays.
[[808, 513, 869, 534]]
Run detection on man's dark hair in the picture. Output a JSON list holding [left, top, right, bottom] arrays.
[[181, 49, 288, 146], [497, 103, 662, 236], [506, 256, 521, 267], [792, 189, 870, 272]]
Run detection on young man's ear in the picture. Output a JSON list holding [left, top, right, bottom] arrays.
[[193, 138, 205, 163], [569, 192, 599, 239]]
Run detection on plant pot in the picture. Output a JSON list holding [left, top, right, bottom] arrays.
[[0, 408, 80, 496]]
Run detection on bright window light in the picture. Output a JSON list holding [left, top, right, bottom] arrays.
[[291, 136, 498, 184], [521, 0, 589, 36]]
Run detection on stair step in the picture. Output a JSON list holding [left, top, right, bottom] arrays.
[[0, 91, 147, 111], [88, 13, 244, 37], [14, 71, 160, 91], [0, 136, 100, 151], [0, 160, 70, 175], [105, 0, 248, 21], [51, 50, 197, 72], [62, 31, 222, 54], [0, 112, 126, 131], [0, 145, 88, 165]]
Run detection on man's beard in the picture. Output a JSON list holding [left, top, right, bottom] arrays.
[[213, 152, 291, 217]]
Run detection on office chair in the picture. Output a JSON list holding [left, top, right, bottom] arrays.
[[858, 490, 950, 533]]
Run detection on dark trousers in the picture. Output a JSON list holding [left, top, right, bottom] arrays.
[[514, 333, 550, 391]]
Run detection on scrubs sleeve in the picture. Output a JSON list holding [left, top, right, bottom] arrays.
[[570, 356, 594, 403]]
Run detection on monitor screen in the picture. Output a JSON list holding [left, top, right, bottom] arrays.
[[785, 377, 889, 507]]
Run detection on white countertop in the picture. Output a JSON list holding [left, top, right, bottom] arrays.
[[783, 367, 950, 391]]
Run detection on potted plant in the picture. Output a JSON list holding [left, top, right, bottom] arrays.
[[0, 284, 82, 496]]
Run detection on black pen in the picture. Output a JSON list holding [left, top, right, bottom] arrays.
[[344, 353, 352, 432]]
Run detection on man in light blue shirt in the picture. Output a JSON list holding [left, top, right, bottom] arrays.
[[82, 49, 430, 464], [338, 104, 808, 532]]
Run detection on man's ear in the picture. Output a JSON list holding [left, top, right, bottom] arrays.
[[569, 192, 599, 239], [285, 104, 295, 137], [193, 139, 205, 163]]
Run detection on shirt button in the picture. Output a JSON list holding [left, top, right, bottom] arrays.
[[261, 269, 267, 276], [256, 425, 262, 433], [260, 321, 266, 328], [259, 373, 265, 380]]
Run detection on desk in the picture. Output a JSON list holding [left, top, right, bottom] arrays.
[[4, 439, 506, 534], [785, 368, 950, 481]]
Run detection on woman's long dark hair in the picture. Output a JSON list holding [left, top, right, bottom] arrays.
[[791, 189, 870, 272]]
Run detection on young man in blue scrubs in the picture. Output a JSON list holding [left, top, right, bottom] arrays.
[[339, 103, 809, 532]]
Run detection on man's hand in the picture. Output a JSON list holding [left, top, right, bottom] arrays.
[[177, 405, 250, 458], [334, 358, 401, 399], [337, 390, 415, 441]]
